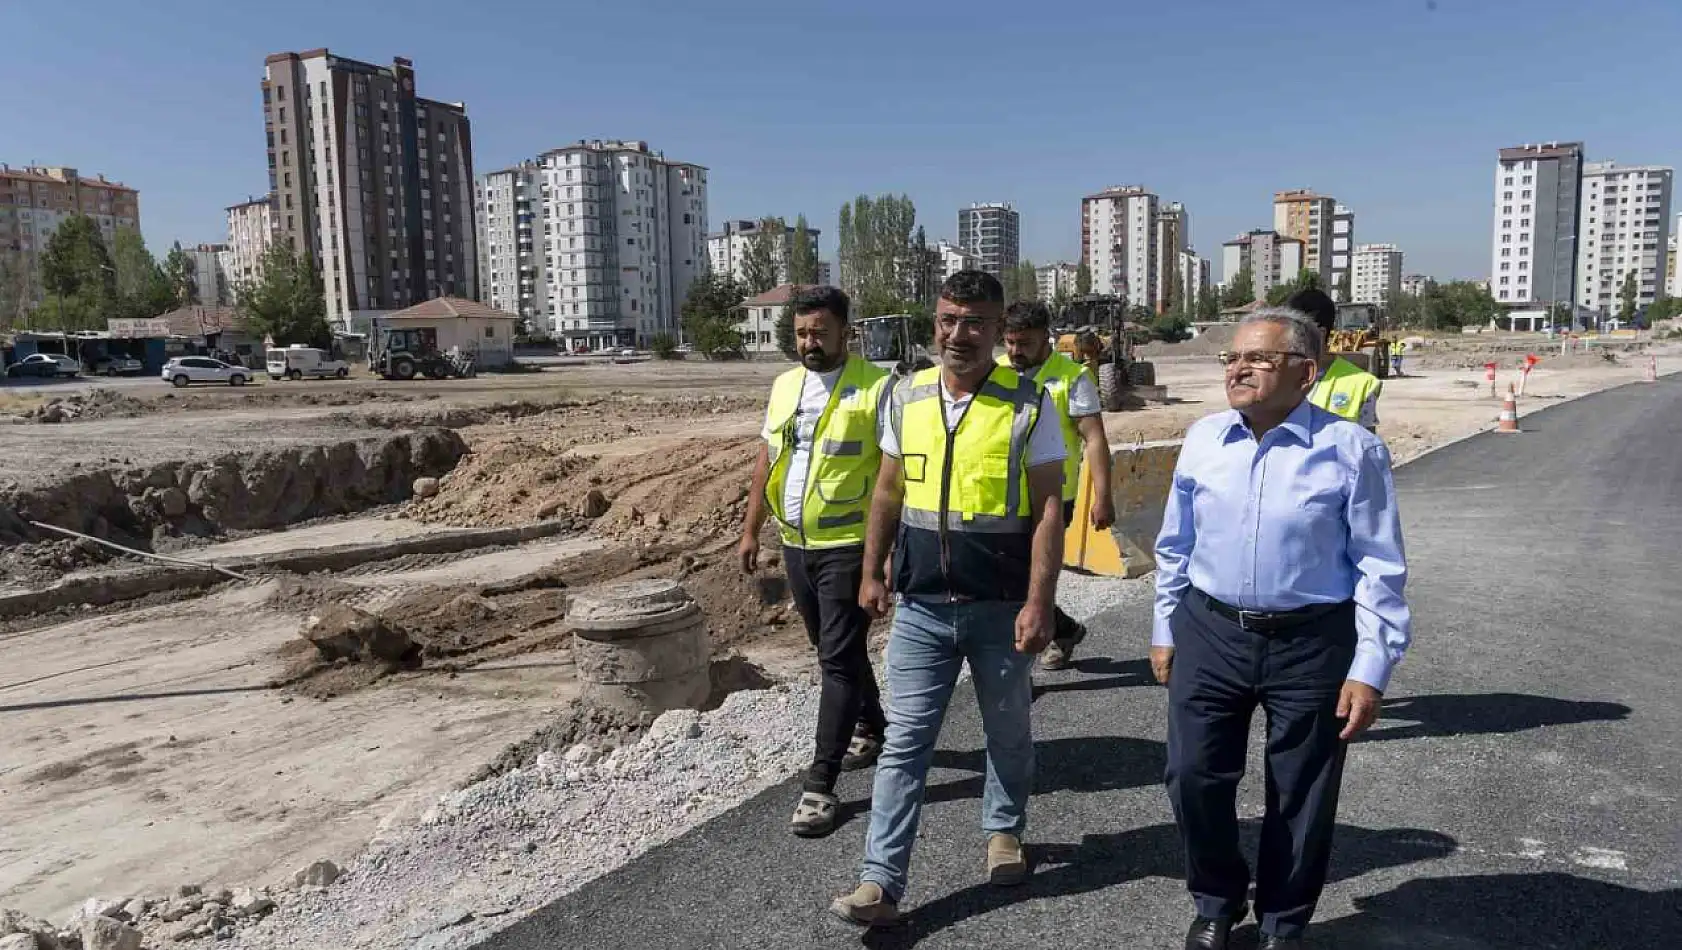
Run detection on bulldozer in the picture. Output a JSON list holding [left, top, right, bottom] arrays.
[[368, 323, 477, 380], [853, 313, 935, 377], [1053, 295, 1158, 411], [1328, 303, 1392, 379]]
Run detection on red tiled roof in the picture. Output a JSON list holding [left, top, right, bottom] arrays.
[[384, 296, 520, 320], [741, 284, 814, 307]]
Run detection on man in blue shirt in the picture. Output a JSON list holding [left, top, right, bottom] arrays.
[[1152, 307, 1412, 950]]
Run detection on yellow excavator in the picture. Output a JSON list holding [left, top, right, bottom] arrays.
[[1328, 304, 1392, 379], [1053, 295, 1156, 410]]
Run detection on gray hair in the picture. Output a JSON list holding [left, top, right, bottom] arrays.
[[1239, 307, 1325, 364]]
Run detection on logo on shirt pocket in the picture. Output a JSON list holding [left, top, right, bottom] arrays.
[[1330, 392, 1351, 411]]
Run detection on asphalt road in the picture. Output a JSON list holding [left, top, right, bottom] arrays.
[[479, 378, 1682, 950]]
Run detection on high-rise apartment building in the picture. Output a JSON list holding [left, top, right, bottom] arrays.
[[1668, 231, 1680, 299], [1330, 204, 1356, 298], [1273, 190, 1337, 282], [1221, 230, 1303, 305], [1034, 261, 1080, 302], [476, 140, 706, 347], [263, 50, 477, 328], [937, 240, 979, 281], [1153, 202, 1191, 312], [183, 243, 235, 306], [226, 196, 275, 288], [0, 165, 140, 313], [1490, 142, 1583, 307], [1400, 274, 1430, 297], [1081, 185, 1158, 308], [1351, 243, 1403, 308], [706, 219, 820, 286], [1574, 161, 1672, 315], [1177, 250, 1210, 312], [956, 202, 1019, 277]]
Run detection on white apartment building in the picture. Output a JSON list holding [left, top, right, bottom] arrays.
[[1221, 230, 1303, 305], [1667, 232, 1680, 299], [956, 202, 1019, 277], [937, 240, 978, 281], [1177, 250, 1209, 312], [1351, 243, 1403, 308], [706, 219, 821, 287], [1082, 185, 1158, 308], [1490, 142, 1583, 308], [183, 243, 236, 307], [1400, 274, 1430, 297], [1330, 204, 1355, 298], [225, 196, 274, 288], [1035, 261, 1080, 302], [477, 140, 706, 347], [817, 261, 832, 286], [1575, 161, 1672, 315], [1153, 202, 1190, 312]]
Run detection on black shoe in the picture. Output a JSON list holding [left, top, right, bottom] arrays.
[[1258, 937, 1304, 950], [1183, 903, 1248, 950]]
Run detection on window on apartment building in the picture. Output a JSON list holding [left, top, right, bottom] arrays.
[[1500, 277, 1510, 286], [1520, 233, 1530, 242]]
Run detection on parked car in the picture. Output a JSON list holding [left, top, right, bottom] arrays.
[[4, 353, 81, 378], [266, 345, 350, 381], [94, 355, 144, 376], [162, 356, 249, 388]]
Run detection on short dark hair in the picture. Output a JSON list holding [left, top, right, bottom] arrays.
[[940, 270, 1004, 306], [788, 285, 850, 323], [1286, 288, 1338, 334], [1003, 300, 1052, 333]]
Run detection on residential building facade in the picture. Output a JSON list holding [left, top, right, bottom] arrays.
[[1400, 274, 1430, 297], [1081, 185, 1158, 308], [1221, 229, 1303, 305], [706, 219, 821, 287], [1330, 204, 1356, 298], [184, 243, 236, 307], [736, 283, 801, 358], [937, 240, 978, 281], [1177, 250, 1210, 313], [1490, 142, 1584, 307], [263, 49, 478, 328], [1668, 232, 1680, 299], [1273, 190, 1336, 283], [956, 202, 1019, 277], [1035, 261, 1080, 302], [1351, 243, 1403, 309], [1153, 202, 1191, 312], [226, 196, 275, 288], [477, 140, 706, 347], [0, 165, 140, 314], [817, 261, 832, 286], [1574, 161, 1672, 315]]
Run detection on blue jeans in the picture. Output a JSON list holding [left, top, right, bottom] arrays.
[[860, 598, 1036, 902]]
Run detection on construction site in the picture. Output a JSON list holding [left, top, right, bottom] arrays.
[[0, 331, 1672, 950]]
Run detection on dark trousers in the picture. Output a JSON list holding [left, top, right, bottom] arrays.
[[784, 544, 887, 794], [1054, 500, 1082, 643], [1165, 591, 1357, 939]]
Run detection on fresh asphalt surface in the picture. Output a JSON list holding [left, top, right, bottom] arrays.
[[480, 378, 1682, 949]]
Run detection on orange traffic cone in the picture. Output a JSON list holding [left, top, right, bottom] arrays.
[[1496, 384, 1520, 434]]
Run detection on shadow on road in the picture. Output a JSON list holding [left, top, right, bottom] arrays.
[[1033, 656, 1155, 699], [0, 684, 274, 714], [1366, 693, 1631, 743], [1312, 873, 1681, 949], [863, 822, 1457, 948]]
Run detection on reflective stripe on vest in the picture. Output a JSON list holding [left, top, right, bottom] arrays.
[[1309, 356, 1380, 423], [1000, 352, 1090, 501], [763, 355, 888, 549]]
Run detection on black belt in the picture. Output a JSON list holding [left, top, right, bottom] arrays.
[[1197, 590, 1349, 633]]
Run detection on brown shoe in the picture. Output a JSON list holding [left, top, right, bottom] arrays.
[[828, 882, 900, 928], [987, 833, 1028, 886]]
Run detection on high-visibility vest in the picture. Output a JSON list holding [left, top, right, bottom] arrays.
[[1001, 352, 1091, 501], [764, 355, 888, 549], [890, 364, 1043, 602], [1309, 356, 1381, 423]]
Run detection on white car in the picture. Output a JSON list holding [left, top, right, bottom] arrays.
[[161, 356, 249, 388], [5, 353, 81, 378]]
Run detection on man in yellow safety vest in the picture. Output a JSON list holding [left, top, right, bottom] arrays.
[[1288, 288, 1381, 431], [740, 286, 891, 839], [1000, 300, 1114, 670], [829, 270, 1066, 928]]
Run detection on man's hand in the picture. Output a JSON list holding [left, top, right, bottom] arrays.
[[1090, 495, 1116, 532], [737, 532, 760, 575], [1150, 646, 1174, 685], [1337, 680, 1383, 740], [1014, 599, 1055, 654], [859, 575, 893, 620]]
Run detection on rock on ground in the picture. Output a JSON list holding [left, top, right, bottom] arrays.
[[82, 915, 142, 950], [291, 860, 341, 889]]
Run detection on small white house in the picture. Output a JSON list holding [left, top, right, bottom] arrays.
[[379, 297, 519, 368], [737, 284, 812, 359]]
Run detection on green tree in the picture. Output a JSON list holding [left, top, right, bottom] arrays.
[[1149, 311, 1191, 343], [236, 241, 330, 346], [680, 271, 746, 358], [788, 215, 819, 285], [1220, 267, 1254, 310], [162, 241, 198, 307], [1266, 268, 1322, 306], [1075, 262, 1092, 296], [1050, 284, 1073, 321], [1002, 259, 1038, 304], [741, 217, 783, 294], [109, 230, 177, 320], [1647, 295, 1680, 323], [1196, 282, 1219, 320], [38, 214, 116, 331], [836, 193, 917, 318], [1618, 269, 1638, 324], [0, 253, 32, 330], [775, 304, 796, 359], [649, 332, 678, 359]]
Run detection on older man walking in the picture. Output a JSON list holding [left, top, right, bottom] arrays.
[[1153, 308, 1413, 950]]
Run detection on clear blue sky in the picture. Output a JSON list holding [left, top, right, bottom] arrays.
[[6, 0, 1681, 282]]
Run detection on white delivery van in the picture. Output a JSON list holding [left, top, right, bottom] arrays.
[[267, 345, 350, 381]]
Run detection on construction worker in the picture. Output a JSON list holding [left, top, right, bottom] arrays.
[[1000, 300, 1115, 670], [1286, 288, 1381, 431], [1390, 338, 1406, 377], [739, 286, 891, 839], [829, 270, 1066, 928]]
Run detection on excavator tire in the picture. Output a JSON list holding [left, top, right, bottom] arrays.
[[1127, 360, 1157, 387], [1098, 362, 1125, 412], [391, 358, 417, 381]]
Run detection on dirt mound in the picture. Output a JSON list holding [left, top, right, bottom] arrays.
[[405, 436, 759, 539], [1138, 323, 1237, 358], [23, 387, 153, 423]]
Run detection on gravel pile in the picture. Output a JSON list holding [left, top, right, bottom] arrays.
[[224, 685, 819, 950]]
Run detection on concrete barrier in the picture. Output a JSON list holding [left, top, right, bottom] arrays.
[[1108, 439, 1183, 578]]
